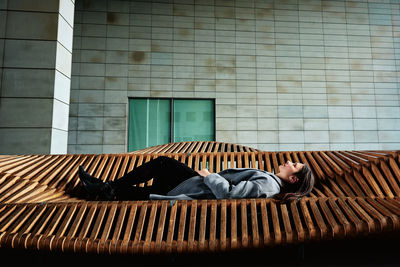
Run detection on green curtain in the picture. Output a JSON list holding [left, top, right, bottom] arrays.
[[173, 99, 214, 142], [128, 99, 171, 151]]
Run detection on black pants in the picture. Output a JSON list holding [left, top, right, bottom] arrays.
[[111, 156, 198, 200]]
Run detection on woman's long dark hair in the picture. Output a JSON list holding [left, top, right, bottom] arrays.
[[274, 164, 315, 202]]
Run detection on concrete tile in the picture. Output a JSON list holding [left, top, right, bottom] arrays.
[[78, 103, 104, 117], [80, 63, 105, 76], [68, 116, 78, 131], [6, 11, 58, 40], [330, 131, 354, 143], [103, 130, 125, 144], [106, 12, 129, 26], [279, 143, 305, 151], [1, 69, 55, 98], [304, 143, 330, 151], [4, 39, 56, 68], [106, 64, 128, 77], [329, 119, 353, 130], [303, 106, 328, 118], [216, 130, 237, 143], [352, 106, 377, 118], [304, 119, 329, 130], [327, 95, 352, 106], [79, 89, 105, 103], [258, 131, 278, 143], [278, 106, 303, 118], [216, 117, 236, 131], [237, 105, 257, 118], [82, 11, 107, 24], [355, 143, 380, 150], [104, 90, 127, 104], [0, 128, 51, 154], [330, 143, 355, 150], [378, 131, 400, 143], [377, 107, 400, 118], [0, 12, 6, 39], [76, 144, 103, 154], [104, 104, 126, 117], [103, 145, 125, 153], [68, 130, 77, 144], [258, 144, 279, 151], [237, 118, 257, 130], [279, 118, 304, 131], [305, 131, 329, 143], [107, 25, 129, 38], [353, 119, 378, 131], [106, 50, 128, 64], [69, 89, 79, 103], [328, 106, 352, 118], [8, 0, 59, 12], [130, 14, 151, 26], [105, 77, 127, 90], [106, 37, 128, 51], [0, 98, 53, 128], [81, 37, 106, 50], [104, 117, 126, 130], [79, 76, 105, 90], [354, 130, 378, 142], [379, 143, 400, 150], [257, 106, 278, 118], [77, 130, 103, 144], [237, 131, 257, 143], [77, 117, 103, 130], [377, 119, 400, 130], [279, 131, 304, 143]]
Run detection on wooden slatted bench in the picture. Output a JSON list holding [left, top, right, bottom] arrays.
[[0, 141, 400, 255]]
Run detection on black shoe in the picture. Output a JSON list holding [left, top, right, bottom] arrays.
[[79, 166, 101, 184], [78, 166, 116, 200], [100, 181, 116, 201]]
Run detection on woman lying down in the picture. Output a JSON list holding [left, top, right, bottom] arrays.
[[78, 156, 315, 202]]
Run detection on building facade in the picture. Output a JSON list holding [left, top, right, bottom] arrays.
[[1, 0, 400, 154]]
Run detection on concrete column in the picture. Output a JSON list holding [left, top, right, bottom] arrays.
[[0, 0, 75, 154]]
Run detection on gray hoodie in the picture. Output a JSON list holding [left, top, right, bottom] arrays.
[[150, 168, 283, 200]]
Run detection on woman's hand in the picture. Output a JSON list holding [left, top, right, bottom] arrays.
[[197, 168, 211, 177]]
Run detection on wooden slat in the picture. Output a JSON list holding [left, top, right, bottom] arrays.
[[187, 200, 197, 252], [220, 199, 227, 251], [143, 202, 158, 254], [280, 203, 293, 244], [240, 199, 248, 247], [198, 200, 207, 251], [154, 201, 168, 253], [132, 202, 148, 254], [208, 200, 217, 251], [250, 199, 259, 247], [176, 201, 187, 253]]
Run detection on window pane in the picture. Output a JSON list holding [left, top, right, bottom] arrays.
[[128, 99, 171, 151], [173, 99, 214, 142]]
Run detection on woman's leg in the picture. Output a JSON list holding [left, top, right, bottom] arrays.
[[110, 156, 198, 199]]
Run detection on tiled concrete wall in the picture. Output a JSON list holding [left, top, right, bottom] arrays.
[[0, 0, 75, 154], [70, 0, 400, 153]]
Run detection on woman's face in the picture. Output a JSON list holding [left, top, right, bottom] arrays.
[[278, 161, 304, 184]]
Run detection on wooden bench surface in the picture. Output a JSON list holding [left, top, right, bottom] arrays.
[[0, 141, 399, 254]]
